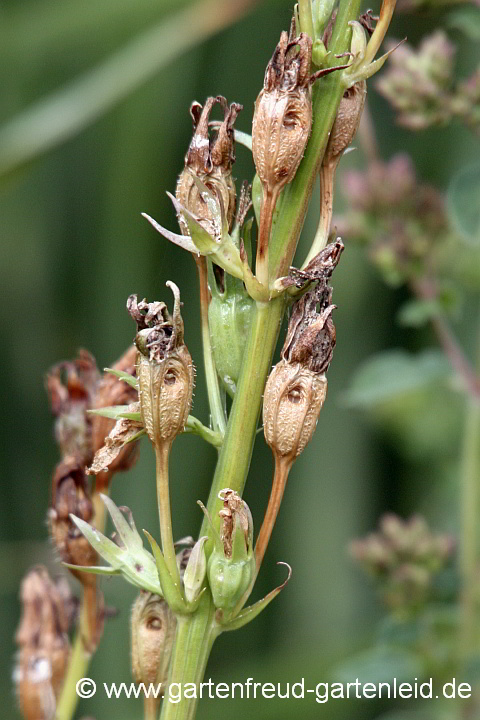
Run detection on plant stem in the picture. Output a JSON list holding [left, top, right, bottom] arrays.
[[302, 160, 337, 267], [255, 455, 292, 573], [160, 594, 217, 720], [155, 443, 182, 591], [201, 298, 286, 532], [256, 189, 278, 288], [195, 257, 226, 437], [55, 490, 107, 720]]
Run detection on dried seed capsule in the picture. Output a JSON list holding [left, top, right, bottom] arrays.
[[14, 566, 71, 720], [263, 362, 328, 460], [128, 283, 194, 448], [131, 591, 176, 693], [48, 457, 97, 576], [176, 96, 242, 236], [323, 81, 366, 168], [252, 32, 313, 197], [263, 254, 340, 461]]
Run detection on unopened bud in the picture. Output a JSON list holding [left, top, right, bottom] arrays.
[[131, 591, 176, 693], [206, 490, 254, 611], [183, 536, 208, 604], [176, 96, 242, 235], [48, 458, 97, 580], [252, 32, 313, 197], [128, 283, 194, 447]]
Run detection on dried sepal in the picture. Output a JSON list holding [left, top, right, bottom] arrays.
[[128, 285, 194, 447], [87, 401, 143, 476]]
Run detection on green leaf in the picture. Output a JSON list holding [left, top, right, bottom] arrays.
[[343, 350, 451, 408], [447, 163, 480, 246], [104, 367, 138, 389], [335, 645, 424, 685], [143, 530, 187, 613], [447, 6, 480, 40], [63, 563, 121, 577], [397, 299, 441, 328], [70, 500, 162, 595], [88, 405, 142, 422]]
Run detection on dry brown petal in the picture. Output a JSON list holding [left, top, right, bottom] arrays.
[[87, 402, 142, 475], [91, 345, 138, 457]]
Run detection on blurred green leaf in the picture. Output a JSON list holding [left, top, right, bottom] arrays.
[[335, 645, 425, 685], [447, 6, 480, 40], [343, 350, 451, 408], [447, 163, 480, 246], [397, 299, 441, 328], [0, 0, 259, 180]]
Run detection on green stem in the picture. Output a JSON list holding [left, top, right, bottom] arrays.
[[55, 491, 107, 720], [196, 257, 227, 437], [298, 0, 315, 37], [201, 298, 285, 532], [155, 443, 182, 591], [160, 595, 217, 720]]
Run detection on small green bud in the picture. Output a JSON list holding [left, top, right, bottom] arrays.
[[312, 39, 328, 67], [206, 489, 254, 611], [183, 536, 208, 604]]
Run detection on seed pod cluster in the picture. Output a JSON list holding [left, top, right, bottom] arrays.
[[176, 96, 242, 236], [130, 591, 176, 695], [263, 244, 342, 461], [14, 567, 71, 720], [252, 32, 313, 197], [128, 283, 194, 447]]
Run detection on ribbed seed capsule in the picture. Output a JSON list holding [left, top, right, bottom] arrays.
[[252, 32, 313, 197], [263, 363, 327, 460], [128, 283, 194, 448], [131, 591, 176, 694], [176, 96, 242, 236], [323, 81, 367, 168]]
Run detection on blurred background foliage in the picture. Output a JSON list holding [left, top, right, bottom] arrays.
[[1, 0, 479, 718]]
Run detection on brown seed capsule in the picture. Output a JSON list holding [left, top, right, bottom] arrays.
[[263, 262, 339, 460], [128, 283, 194, 447], [252, 32, 313, 197], [45, 350, 100, 466], [48, 457, 97, 576], [131, 591, 176, 694], [323, 81, 367, 167], [15, 566, 70, 719], [176, 96, 242, 236]]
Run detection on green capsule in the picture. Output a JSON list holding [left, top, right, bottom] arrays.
[[204, 489, 255, 611], [208, 263, 254, 398]]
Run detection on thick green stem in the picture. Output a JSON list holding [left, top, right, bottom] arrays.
[[201, 298, 285, 533], [155, 443, 182, 591], [160, 595, 217, 720]]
